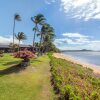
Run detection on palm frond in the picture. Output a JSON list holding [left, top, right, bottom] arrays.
[[15, 32, 26, 41], [14, 14, 21, 21]]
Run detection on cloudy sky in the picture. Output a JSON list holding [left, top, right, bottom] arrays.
[[0, 0, 100, 50]]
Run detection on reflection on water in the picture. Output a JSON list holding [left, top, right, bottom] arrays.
[[62, 51, 100, 66]]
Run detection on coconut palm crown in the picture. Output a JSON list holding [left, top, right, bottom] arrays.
[[15, 32, 26, 51], [31, 14, 46, 48]]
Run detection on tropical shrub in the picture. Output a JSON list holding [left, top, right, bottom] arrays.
[[49, 54, 100, 100], [0, 50, 4, 57], [13, 50, 35, 67]]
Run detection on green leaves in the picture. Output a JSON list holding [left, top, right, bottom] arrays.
[[14, 14, 21, 21], [91, 91, 100, 100], [31, 13, 46, 25], [15, 32, 26, 41], [50, 55, 100, 100], [31, 13, 58, 54]]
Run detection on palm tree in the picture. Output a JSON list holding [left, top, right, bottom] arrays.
[[38, 23, 55, 55], [15, 32, 26, 52], [43, 24, 55, 53], [13, 14, 21, 51], [31, 14, 46, 50], [32, 27, 37, 48], [9, 43, 19, 52]]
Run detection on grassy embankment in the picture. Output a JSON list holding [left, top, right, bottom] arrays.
[[0, 54, 54, 100], [0, 53, 100, 100], [48, 53, 100, 100]]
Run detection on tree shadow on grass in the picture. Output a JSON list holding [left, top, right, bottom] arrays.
[[0, 63, 26, 76], [3, 61, 21, 66]]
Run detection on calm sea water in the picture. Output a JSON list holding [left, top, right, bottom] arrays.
[[62, 51, 100, 66]]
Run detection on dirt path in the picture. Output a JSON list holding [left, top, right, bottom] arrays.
[[29, 55, 55, 100]]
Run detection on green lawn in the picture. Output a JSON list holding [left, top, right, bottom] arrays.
[[0, 54, 54, 100], [0, 54, 22, 70]]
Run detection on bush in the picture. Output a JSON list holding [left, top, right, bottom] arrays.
[[91, 91, 99, 100], [0, 50, 4, 54], [49, 54, 100, 100], [0, 50, 4, 57], [13, 50, 35, 67]]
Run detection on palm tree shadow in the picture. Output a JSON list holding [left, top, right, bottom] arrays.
[[0, 63, 26, 76]]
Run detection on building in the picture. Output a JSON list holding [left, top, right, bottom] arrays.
[[0, 44, 31, 53], [0, 44, 10, 52]]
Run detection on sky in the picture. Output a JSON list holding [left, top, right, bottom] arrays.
[[0, 0, 100, 50]]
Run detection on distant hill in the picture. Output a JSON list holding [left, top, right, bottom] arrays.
[[61, 49, 93, 52]]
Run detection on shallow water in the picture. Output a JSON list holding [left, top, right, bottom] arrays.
[[62, 51, 100, 66]]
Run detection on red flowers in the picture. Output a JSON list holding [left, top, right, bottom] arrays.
[[13, 50, 35, 60]]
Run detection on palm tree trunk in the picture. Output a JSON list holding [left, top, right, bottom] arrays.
[[13, 18, 15, 52], [39, 33, 43, 56], [18, 40, 20, 52], [32, 30, 36, 52], [18, 40, 20, 57], [32, 24, 37, 52]]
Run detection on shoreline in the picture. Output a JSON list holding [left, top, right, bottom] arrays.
[[53, 53, 100, 76]]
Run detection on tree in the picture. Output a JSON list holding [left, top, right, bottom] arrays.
[[13, 14, 21, 51], [13, 50, 35, 67], [43, 24, 55, 53], [9, 43, 19, 52], [32, 27, 37, 49], [31, 14, 46, 50], [37, 23, 55, 55], [15, 32, 26, 52]]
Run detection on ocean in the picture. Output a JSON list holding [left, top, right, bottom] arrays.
[[62, 51, 100, 66]]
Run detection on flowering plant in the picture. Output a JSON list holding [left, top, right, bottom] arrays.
[[13, 50, 35, 62]]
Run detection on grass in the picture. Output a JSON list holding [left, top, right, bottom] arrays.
[[49, 53, 100, 100], [0, 54, 22, 70], [1, 53, 99, 100], [0, 54, 55, 100]]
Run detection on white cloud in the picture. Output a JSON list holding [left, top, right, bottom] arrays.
[[54, 32, 100, 50], [0, 36, 22, 44], [62, 33, 88, 38], [88, 41, 100, 50], [60, 0, 100, 20], [55, 38, 78, 45], [54, 37, 89, 46]]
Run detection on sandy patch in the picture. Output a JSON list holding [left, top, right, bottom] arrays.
[[53, 53, 100, 75]]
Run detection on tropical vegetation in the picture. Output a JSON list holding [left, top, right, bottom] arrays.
[[48, 53, 100, 100], [12, 14, 21, 51], [31, 14, 46, 48], [31, 14, 59, 55], [15, 32, 26, 52], [0, 50, 4, 57], [10, 13, 58, 54], [0, 12, 99, 100], [13, 50, 35, 67], [0, 54, 55, 100]]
